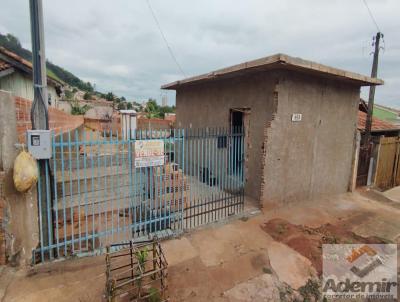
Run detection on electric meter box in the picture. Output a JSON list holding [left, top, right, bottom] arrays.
[[26, 130, 52, 159]]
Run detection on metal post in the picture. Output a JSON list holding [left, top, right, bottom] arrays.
[[29, 0, 51, 259], [364, 32, 382, 145]]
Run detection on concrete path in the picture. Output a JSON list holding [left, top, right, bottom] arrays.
[[1, 191, 400, 301], [382, 185, 400, 202]]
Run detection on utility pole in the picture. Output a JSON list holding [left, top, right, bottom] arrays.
[[363, 32, 383, 145], [30, 0, 48, 130], [29, 0, 51, 256]]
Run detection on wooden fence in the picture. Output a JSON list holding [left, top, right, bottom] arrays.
[[374, 136, 400, 190]]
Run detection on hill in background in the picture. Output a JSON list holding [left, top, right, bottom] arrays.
[[0, 32, 94, 92]]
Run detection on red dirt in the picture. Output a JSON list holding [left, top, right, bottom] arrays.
[[261, 217, 388, 275]]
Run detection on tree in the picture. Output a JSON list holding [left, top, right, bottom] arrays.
[[126, 102, 133, 110], [83, 91, 92, 100], [5, 33, 22, 48], [144, 99, 161, 118], [64, 89, 74, 101], [117, 102, 127, 110], [71, 102, 91, 115], [105, 92, 115, 102], [159, 105, 175, 118]]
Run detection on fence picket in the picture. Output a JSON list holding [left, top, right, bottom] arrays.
[[33, 127, 245, 262]]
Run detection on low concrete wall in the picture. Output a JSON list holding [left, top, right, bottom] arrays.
[[0, 90, 39, 266]]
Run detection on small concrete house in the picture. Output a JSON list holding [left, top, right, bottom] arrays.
[[0, 47, 63, 106], [162, 54, 383, 205]]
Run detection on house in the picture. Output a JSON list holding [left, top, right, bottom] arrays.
[[162, 53, 383, 205], [358, 100, 400, 137], [0, 47, 63, 106], [356, 99, 399, 187], [373, 104, 400, 127]]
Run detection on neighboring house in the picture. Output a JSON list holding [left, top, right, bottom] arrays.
[[373, 104, 400, 126], [162, 53, 382, 205], [164, 112, 176, 123], [0, 47, 63, 106], [358, 100, 400, 137], [84, 106, 113, 120], [356, 100, 399, 187]]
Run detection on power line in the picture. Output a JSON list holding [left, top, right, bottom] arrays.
[[146, 0, 186, 77], [361, 0, 381, 32]]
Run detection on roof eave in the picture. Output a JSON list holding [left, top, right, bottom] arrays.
[[161, 53, 384, 90]]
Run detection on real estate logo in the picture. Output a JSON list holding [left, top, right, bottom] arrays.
[[323, 244, 397, 300]]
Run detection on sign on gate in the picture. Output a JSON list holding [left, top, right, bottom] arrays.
[[135, 140, 165, 168]]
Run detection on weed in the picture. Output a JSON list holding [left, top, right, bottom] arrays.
[[277, 224, 286, 234], [136, 248, 149, 268], [298, 279, 321, 302], [262, 267, 272, 274], [148, 287, 161, 302]]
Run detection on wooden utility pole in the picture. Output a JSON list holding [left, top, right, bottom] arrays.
[[364, 32, 383, 145]]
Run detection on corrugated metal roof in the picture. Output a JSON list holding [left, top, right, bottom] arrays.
[[162, 53, 384, 89]]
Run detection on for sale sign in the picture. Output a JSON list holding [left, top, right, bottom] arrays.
[[134, 140, 165, 168]]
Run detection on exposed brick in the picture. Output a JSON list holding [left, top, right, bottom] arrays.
[[15, 97, 84, 143]]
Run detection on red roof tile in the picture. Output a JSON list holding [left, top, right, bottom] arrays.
[[0, 59, 11, 72], [0, 47, 33, 70], [358, 111, 400, 132], [0, 47, 63, 85]]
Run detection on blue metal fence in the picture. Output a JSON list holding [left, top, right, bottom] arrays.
[[33, 127, 244, 263]]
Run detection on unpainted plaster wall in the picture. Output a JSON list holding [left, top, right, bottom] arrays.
[[0, 90, 39, 266], [262, 72, 359, 205], [175, 73, 278, 201]]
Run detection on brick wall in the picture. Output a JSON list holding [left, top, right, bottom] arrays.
[[15, 96, 84, 142], [84, 116, 121, 134], [137, 117, 173, 130]]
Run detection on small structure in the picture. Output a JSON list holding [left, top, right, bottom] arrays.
[[120, 109, 137, 139], [162, 53, 383, 205], [0, 47, 64, 106], [105, 238, 168, 302]]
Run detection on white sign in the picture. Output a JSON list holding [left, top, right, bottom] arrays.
[[291, 113, 302, 122], [135, 140, 165, 168]]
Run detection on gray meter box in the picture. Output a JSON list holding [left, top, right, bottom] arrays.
[[27, 130, 52, 159]]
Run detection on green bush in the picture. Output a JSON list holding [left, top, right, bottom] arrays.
[[71, 103, 91, 115]]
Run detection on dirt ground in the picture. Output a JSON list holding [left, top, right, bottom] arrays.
[[262, 215, 390, 275], [1, 190, 400, 301]]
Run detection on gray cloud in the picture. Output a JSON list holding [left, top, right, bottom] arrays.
[[1, 0, 399, 107]]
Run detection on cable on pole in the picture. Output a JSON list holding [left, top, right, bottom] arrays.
[[146, 0, 186, 78]]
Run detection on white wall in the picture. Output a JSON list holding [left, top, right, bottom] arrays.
[[0, 71, 60, 105]]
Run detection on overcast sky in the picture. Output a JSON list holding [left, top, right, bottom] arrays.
[[1, 0, 399, 107]]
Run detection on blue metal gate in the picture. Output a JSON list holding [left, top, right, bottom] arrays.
[[33, 127, 244, 263]]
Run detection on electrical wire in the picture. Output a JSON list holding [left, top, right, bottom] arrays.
[[361, 0, 381, 33], [146, 0, 186, 78]]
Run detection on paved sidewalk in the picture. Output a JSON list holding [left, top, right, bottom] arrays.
[[382, 185, 400, 202]]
